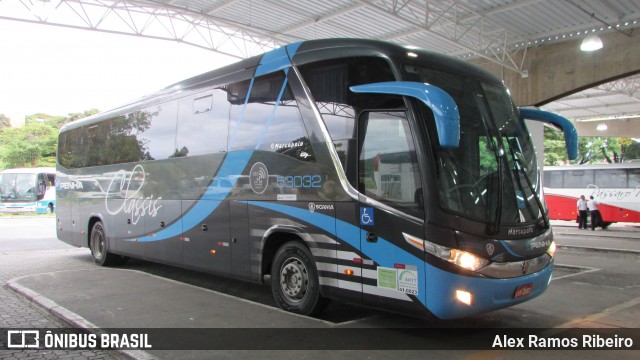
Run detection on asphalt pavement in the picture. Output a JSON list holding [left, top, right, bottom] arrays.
[[2, 216, 640, 359]]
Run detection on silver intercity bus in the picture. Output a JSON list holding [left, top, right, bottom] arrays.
[[56, 39, 577, 319]]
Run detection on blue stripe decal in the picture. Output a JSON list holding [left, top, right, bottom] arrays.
[[134, 150, 254, 243], [227, 77, 255, 150], [499, 240, 524, 258], [255, 42, 302, 77], [247, 201, 427, 308], [130, 43, 304, 243]]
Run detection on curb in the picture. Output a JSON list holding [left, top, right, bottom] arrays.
[[5, 278, 156, 360]]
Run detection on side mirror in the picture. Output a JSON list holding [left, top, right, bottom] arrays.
[[350, 81, 460, 149], [519, 108, 578, 160]]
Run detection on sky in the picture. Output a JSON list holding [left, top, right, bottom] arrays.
[[0, 20, 236, 124]]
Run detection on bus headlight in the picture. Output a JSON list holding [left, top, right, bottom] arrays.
[[546, 241, 557, 257], [425, 241, 489, 271], [449, 249, 489, 271]]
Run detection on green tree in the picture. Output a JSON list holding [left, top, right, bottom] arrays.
[[0, 114, 9, 130], [577, 137, 623, 164], [543, 128, 569, 165], [0, 122, 58, 168], [620, 138, 640, 162]]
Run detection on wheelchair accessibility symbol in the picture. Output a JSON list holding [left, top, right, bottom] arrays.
[[360, 207, 374, 226]]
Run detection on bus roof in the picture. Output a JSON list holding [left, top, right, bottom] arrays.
[[59, 38, 500, 134], [544, 163, 640, 171]]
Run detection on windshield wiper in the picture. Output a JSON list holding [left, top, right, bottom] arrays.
[[509, 145, 548, 229]]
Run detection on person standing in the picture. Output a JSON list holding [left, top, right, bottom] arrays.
[[577, 195, 588, 229], [588, 196, 601, 231]]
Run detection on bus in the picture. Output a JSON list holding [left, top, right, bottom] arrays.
[[544, 163, 640, 225], [0, 167, 56, 214], [56, 39, 577, 320]]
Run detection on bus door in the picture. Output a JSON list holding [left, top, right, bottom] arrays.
[[357, 111, 426, 309]]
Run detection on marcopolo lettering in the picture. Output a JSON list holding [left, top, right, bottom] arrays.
[[507, 226, 534, 236]]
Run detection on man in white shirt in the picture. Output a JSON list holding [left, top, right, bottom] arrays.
[[577, 195, 588, 229], [588, 196, 601, 231]]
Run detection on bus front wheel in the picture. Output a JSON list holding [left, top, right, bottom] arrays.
[[271, 241, 327, 316], [90, 221, 125, 266]]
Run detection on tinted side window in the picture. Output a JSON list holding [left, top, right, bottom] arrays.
[[563, 170, 594, 188], [228, 72, 313, 161], [596, 169, 627, 188], [58, 127, 87, 169], [298, 57, 398, 178], [629, 169, 640, 188], [176, 89, 229, 156], [58, 132, 71, 168], [106, 113, 146, 165], [85, 123, 110, 167], [137, 102, 178, 161], [544, 170, 563, 188]]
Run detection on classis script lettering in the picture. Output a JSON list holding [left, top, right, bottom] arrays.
[[105, 165, 162, 224]]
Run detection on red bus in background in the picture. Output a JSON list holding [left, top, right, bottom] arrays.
[[544, 163, 640, 225]]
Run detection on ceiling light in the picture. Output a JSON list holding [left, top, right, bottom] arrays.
[[580, 35, 603, 51], [597, 124, 608, 131]]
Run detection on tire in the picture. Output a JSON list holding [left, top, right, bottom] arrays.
[[89, 221, 125, 266], [271, 241, 327, 316]]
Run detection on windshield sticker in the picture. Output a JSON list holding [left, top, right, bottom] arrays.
[[377, 266, 419, 295], [377, 267, 397, 290], [398, 269, 418, 295]]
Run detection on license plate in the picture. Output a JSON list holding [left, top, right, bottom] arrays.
[[513, 284, 533, 299]]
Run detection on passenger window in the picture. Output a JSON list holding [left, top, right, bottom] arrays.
[[543, 171, 563, 188], [595, 169, 627, 188], [193, 94, 213, 114], [629, 169, 640, 188], [176, 89, 229, 156], [228, 72, 314, 162], [136, 102, 178, 161], [358, 111, 424, 219], [564, 170, 594, 188]]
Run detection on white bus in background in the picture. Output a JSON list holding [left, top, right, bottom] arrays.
[[0, 167, 56, 214]]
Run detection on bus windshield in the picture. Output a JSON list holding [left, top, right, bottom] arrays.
[[404, 66, 543, 227], [0, 173, 38, 202]]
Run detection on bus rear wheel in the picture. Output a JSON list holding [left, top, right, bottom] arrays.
[[90, 221, 126, 266], [271, 241, 326, 316]]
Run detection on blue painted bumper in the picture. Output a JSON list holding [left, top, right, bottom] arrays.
[[424, 261, 553, 319]]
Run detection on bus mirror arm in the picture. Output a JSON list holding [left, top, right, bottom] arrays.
[[350, 82, 461, 149], [518, 108, 578, 160]]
